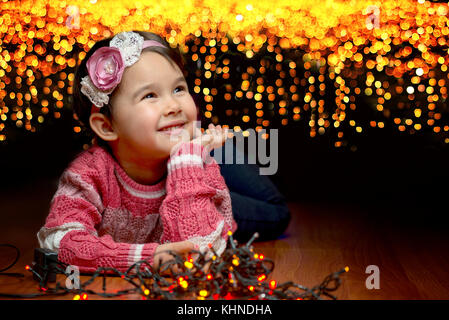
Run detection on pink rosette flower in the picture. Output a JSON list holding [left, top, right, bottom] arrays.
[[86, 47, 124, 92]]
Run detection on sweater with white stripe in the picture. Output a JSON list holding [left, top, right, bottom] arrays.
[[37, 141, 237, 273]]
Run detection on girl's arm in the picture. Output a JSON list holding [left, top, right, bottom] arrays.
[[37, 163, 158, 274], [159, 133, 237, 257]]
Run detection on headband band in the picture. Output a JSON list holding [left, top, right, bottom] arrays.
[[81, 32, 167, 109], [143, 40, 166, 50]]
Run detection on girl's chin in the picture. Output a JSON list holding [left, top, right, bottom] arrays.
[[157, 132, 191, 142], [155, 133, 191, 155]]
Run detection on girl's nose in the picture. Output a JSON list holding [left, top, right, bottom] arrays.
[[164, 98, 182, 116]]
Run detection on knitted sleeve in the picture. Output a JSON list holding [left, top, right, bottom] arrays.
[[159, 141, 237, 257], [36, 151, 158, 274]]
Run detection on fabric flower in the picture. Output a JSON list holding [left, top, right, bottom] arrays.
[[86, 47, 124, 92]]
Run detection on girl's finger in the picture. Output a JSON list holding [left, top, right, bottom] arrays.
[[193, 134, 211, 148], [192, 125, 203, 140], [194, 126, 202, 137], [169, 240, 195, 253], [212, 129, 221, 146], [202, 133, 213, 145]]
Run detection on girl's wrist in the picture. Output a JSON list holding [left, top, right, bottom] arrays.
[[167, 140, 208, 174]]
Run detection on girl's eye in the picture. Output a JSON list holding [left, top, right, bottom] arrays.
[[142, 86, 186, 100], [143, 93, 155, 100], [175, 85, 186, 93]]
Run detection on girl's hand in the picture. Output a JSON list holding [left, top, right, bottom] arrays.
[[170, 123, 232, 156], [153, 241, 211, 274], [153, 240, 196, 272], [192, 123, 231, 152]]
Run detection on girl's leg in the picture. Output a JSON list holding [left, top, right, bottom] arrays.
[[211, 144, 291, 242], [228, 191, 291, 242]]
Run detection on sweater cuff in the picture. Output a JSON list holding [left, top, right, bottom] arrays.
[[57, 233, 159, 274], [167, 141, 209, 177], [125, 243, 159, 272]]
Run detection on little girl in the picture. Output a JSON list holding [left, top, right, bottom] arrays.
[[36, 31, 237, 273]]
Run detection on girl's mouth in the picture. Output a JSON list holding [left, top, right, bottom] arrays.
[[158, 123, 186, 135]]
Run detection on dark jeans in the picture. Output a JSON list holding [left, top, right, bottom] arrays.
[[210, 144, 291, 243]]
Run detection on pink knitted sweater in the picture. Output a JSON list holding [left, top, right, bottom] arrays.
[[37, 141, 237, 273]]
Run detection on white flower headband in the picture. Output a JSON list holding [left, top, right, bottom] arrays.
[[80, 31, 166, 109]]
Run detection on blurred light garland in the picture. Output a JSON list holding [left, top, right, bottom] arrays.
[[0, 0, 448, 148]]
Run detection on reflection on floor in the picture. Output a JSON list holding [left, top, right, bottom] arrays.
[[1, 177, 448, 299]]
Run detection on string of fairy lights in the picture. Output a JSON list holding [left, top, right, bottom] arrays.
[[0, 0, 448, 148], [0, 233, 349, 300]]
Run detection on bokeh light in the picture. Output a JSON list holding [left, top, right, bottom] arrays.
[[0, 0, 448, 148]]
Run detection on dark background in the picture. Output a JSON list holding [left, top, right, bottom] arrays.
[[1, 112, 448, 228]]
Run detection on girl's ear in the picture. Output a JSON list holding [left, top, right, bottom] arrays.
[[89, 113, 118, 141]]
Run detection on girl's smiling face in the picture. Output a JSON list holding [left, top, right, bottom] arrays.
[[108, 51, 197, 161]]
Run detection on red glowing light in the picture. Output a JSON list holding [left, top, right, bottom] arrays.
[[224, 293, 233, 300]]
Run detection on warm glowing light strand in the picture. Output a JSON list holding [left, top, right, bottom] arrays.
[[0, 235, 348, 300]]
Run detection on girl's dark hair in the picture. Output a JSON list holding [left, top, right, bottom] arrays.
[[72, 31, 188, 145]]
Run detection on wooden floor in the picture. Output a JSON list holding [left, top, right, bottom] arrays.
[[1, 177, 449, 300]]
